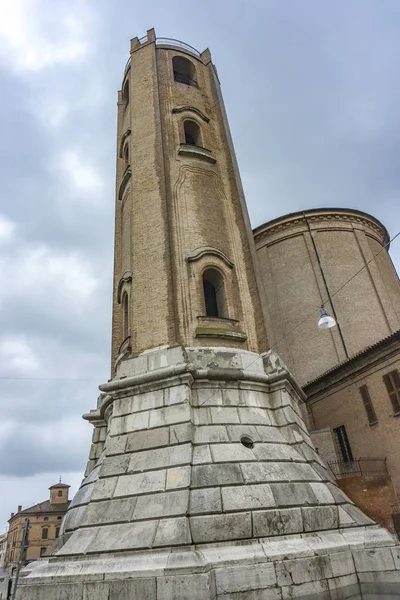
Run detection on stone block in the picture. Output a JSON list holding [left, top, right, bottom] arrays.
[[190, 512, 251, 543], [253, 442, 302, 462], [302, 506, 338, 532], [149, 403, 190, 428], [56, 527, 99, 556], [133, 490, 189, 519], [226, 425, 262, 442], [126, 426, 169, 452], [193, 445, 212, 464], [18, 583, 85, 599], [352, 547, 396, 572], [87, 521, 159, 552], [91, 476, 118, 501], [338, 506, 356, 527], [99, 454, 131, 477], [153, 517, 191, 546], [63, 505, 87, 532], [148, 345, 185, 371], [170, 422, 193, 444], [128, 443, 191, 473], [277, 555, 333, 585], [329, 550, 355, 577], [215, 563, 276, 594], [70, 482, 95, 508], [326, 482, 351, 504], [341, 504, 375, 526], [252, 507, 303, 537], [108, 578, 156, 600], [210, 443, 256, 463], [238, 389, 268, 409], [210, 407, 240, 424], [327, 574, 358, 596], [123, 410, 150, 433], [217, 590, 281, 600], [190, 487, 222, 514], [270, 483, 318, 506], [157, 572, 215, 600], [193, 387, 223, 407], [222, 484, 275, 511], [309, 482, 335, 504], [133, 389, 164, 412], [255, 425, 287, 444], [105, 435, 127, 456], [113, 396, 134, 417], [261, 538, 315, 561], [165, 384, 190, 406], [114, 470, 166, 497], [83, 581, 110, 600], [192, 463, 244, 487], [194, 425, 230, 444], [238, 407, 271, 425], [281, 580, 330, 600], [82, 497, 136, 526], [222, 386, 241, 406], [166, 465, 191, 489]]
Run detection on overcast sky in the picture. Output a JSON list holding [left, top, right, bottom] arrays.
[[0, 0, 400, 531]]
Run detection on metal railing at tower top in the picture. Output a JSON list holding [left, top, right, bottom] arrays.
[[124, 36, 202, 76]]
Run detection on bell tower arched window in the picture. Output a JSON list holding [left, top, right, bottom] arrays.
[[203, 268, 228, 318], [123, 144, 129, 168], [172, 56, 197, 86], [122, 293, 129, 339], [184, 120, 201, 146]]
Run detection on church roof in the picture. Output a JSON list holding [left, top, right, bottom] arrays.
[[10, 500, 71, 520], [49, 483, 70, 489]]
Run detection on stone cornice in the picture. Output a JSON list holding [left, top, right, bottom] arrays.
[[172, 106, 210, 122], [253, 208, 389, 249], [187, 247, 234, 269]]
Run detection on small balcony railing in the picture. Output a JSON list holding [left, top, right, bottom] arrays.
[[328, 457, 388, 479]]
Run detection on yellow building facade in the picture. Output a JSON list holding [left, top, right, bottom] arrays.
[[5, 483, 70, 567]]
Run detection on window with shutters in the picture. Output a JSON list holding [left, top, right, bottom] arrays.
[[383, 370, 400, 415], [41, 528, 48, 540], [333, 425, 354, 463], [359, 384, 378, 425]]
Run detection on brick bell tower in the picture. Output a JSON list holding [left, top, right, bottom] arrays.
[[20, 30, 400, 600]]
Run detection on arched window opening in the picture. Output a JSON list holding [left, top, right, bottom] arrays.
[[122, 79, 129, 104], [123, 144, 129, 168], [122, 293, 129, 339], [184, 120, 201, 146], [57, 490, 62, 497], [42, 528, 48, 540], [172, 56, 197, 86], [202, 268, 228, 318]]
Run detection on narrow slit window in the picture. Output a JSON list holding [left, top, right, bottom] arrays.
[[202, 268, 228, 318], [184, 120, 201, 146], [383, 370, 400, 414], [172, 56, 197, 86], [333, 425, 353, 463], [359, 385, 378, 425], [122, 293, 129, 339], [123, 144, 129, 168]]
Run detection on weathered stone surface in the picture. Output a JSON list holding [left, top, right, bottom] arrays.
[[128, 443, 191, 473], [190, 512, 251, 543], [192, 463, 244, 487], [253, 508, 303, 537], [82, 498, 136, 526], [222, 484, 275, 511], [215, 563, 276, 594], [114, 470, 166, 497], [91, 477, 118, 501], [194, 425, 230, 443], [157, 573, 215, 600], [149, 404, 190, 428], [302, 506, 338, 532], [190, 487, 222, 514], [153, 517, 191, 546], [105, 435, 127, 456], [170, 422, 193, 444], [108, 578, 156, 600], [238, 407, 271, 425], [99, 454, 131, 477], [126, 427, 169, 452], [270, 483, 318, 506], [193, 445, 212, 464], [133, 490, 189, 519], [210, 443, 256, 463], [70, 482, 95, 508], [329, 550, 355, 577], [210, 407, 240, 424], [352, 547, 396, 572], [165, 385, 190, 406], [87, 521, 159, 553], [166, 465, 191, 489]]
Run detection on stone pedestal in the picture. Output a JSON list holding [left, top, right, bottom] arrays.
[[19, 346, 400, 599]]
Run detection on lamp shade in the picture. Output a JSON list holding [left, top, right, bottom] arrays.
[[318, 306, 336, 330]]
